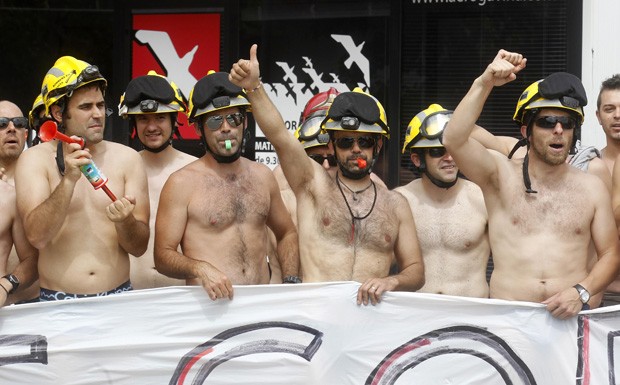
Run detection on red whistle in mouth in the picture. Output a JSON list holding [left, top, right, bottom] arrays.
[[356, 158, 367, 169]]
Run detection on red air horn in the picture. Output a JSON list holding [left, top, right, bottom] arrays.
[[39, 121, 117, 202]]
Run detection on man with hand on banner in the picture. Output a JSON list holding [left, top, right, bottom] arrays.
[[396, 104, 490, 298], [119, 71, 196, 290], [154, 71, 300, 301], [443, 49, 620, 318], [229, 44, 424, 306], [15, 56, 150, 301]]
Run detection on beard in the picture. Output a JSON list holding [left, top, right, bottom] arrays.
[[530, 138, 570, 166]]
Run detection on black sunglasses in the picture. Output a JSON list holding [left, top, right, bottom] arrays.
[[205, 112, 245, 131], [308, 154, 337, 166], [0, 117, 28, 129], [427, 147, 447, 158], [334, 136, 376, 150], [535, 116, 577, 130]]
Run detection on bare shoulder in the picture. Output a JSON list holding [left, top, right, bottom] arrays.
[[585, 156, 612, 191], [393, 180, 420, 200], [104, 141, 140, 160]]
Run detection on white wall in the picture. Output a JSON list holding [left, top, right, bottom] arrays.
[[581, 0, 620, 148]]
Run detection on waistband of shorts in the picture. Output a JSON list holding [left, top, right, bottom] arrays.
[[39, 281, 132, 302]]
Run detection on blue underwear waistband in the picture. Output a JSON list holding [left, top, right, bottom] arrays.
[[39, 281, 132, 302]]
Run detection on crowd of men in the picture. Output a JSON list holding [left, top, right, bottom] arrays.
[[1, 47, 620, 319]]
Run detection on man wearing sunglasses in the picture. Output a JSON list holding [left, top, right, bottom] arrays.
[[118, 71, 196, 290], [154, 71, 300, 301], [230, 44, 424, 306], [0, 100, 39, 305], [396, 104, 490, 298], [443, 49, 620, 319], [15, 56, 150, 301]]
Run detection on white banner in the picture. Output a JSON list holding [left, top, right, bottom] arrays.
[[0, 282, 618, 384]]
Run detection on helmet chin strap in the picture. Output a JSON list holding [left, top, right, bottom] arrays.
[[418, 157, 457, 189], [136, 114, 177, 154], [424, 169, 458, 189], [143, 134, 172, 153]]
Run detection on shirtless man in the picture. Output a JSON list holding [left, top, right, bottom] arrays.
[[119, 71, 196, 289], [269, 88, 386, 283], [154, 71, 300, 301], [597, 74, 620, 173], [396, 104, 489, 298], [0, 101, 38, 304], [15, 56, 150, 301], [443, 49, 620, 318], [229, 44, 424, 305], [274, 87, 387, 221]]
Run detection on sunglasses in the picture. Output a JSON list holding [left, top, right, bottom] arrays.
[[0, 117, 28, 130], [308, 154, 337, 166], [334, 136, 376, 150], [427, 147, 447, 158], [535, 116, 577, 130], [205, 112, 245, 131]]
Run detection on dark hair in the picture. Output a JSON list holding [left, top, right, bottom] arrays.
[[597, 74, 620, 110]]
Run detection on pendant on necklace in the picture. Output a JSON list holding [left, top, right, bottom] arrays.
[[352, 193, 358, 201]]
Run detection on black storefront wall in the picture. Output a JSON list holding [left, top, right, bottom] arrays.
[[0, 0, 580, 188]]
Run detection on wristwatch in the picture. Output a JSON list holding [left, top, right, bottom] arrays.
[[573, 284, 590, 304], [283, 275, 302, 284], [2, 274, 20, 294]]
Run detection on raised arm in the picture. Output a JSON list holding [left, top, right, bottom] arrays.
[[443, 50, 526, 187], [229, 44, 319, 194], [471, 124, 520, 157]]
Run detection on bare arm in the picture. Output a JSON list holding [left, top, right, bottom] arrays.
[[443, 50, 526, 189], [264, 167, 300, 280], [544, 177, 620, 318], [229, 44, 319, 195], [588, 157, 612, 194], [471, 124, 520, 157], [357, 192, 425, 306], [9, 208, 39, 292], [154, 173, 233, 300], [15, 142, 91, 249], [108, 150, 150, 257], [612, 154, 620, 230]]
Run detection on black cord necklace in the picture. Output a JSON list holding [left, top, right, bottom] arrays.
[[338, 177, 373, 201], [336, 172, 377, 243]]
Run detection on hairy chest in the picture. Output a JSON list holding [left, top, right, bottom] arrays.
[[188, 173, 270, 228]]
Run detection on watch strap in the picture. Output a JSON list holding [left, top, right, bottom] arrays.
[[2, 274, 19, 294], [573, 283, 589, 304], [283, 275, 302, 284]]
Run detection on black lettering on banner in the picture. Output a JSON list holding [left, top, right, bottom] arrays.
[[606, 323, 620, 385], [0, 334, 48, 366], [365, 325, 537, 385], [169, 321, 322, 385]]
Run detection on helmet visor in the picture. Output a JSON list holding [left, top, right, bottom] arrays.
[[297, 114, 325, 141], [421, 111, 452, 140]]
